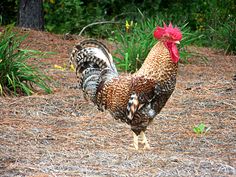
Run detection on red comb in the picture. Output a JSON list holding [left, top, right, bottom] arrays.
[[154, 22, 182, 41]]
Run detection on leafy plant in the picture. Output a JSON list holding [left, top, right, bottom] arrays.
[[113, 17, 201, 72], [2, 0, 235, 54], [210, 17, 236, 54], [193, 123, 210, 135], [113, 18, 157, 72], [43, 0, 118, 37], [0, 25, 52, 96], [43, 0, 83, 34], [0, 0, 18, 25]]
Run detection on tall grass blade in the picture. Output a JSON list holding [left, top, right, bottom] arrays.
[[0, 25, 52, 96]]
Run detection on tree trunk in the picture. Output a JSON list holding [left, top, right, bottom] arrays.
[[18, 0, 44, 30]]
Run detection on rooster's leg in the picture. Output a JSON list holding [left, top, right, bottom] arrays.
[[132, 132, 139, 150], [140, 131, 150, 150]]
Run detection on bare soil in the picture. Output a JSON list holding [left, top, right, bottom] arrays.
[[0, 28, 235, 177]]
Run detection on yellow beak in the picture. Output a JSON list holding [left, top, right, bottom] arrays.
[[175, 41, 180, 44]]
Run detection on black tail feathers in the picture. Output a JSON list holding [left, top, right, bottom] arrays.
[[70, 39, 118, 102]]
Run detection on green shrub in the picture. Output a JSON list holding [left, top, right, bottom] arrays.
[[0, 25, 52, 96], [2, 0, 235, 54], [43, 0, 83, 34], [210, 17, 236, 54], [112, 18, 157, 72], [112, 17, 202, 72], [43, 0, 118, 37], [0, 0, 18, 25]]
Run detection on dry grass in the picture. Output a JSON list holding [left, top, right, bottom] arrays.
[[0, 28, 235, 176]]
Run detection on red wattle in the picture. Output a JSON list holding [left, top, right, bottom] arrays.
[[165, 42, 179, 63]]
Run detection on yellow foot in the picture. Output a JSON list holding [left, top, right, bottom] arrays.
[[128, 143, 139, 150], [140, 131, 151, 150], [128, 132, 139, 150], [129, 131, 151, 150]]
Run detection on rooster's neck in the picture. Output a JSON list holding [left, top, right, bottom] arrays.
[[134, 41, 178, 83]]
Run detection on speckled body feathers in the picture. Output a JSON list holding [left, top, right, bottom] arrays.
[[70, 39, 178, 135]]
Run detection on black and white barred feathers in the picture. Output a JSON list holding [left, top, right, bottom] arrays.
[[69, 39, 118, 103]]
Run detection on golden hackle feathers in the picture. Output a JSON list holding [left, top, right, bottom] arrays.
[[134, 42, 177, 82]]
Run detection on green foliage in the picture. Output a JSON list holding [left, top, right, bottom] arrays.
[[0, 25, 52, 96], [193, 123, 210, 135], [43, 0, 118, 37], [184, 0, 236, 54], [1, 0, 236, 53], [209, 17, 236, 54], [113, 18, 157, 72], [44, 0, 83, 34], [0, 0, 18, 25], [178, 23, 204, 63], [113, 17, 201, 72], [43, 0, 236, 54]]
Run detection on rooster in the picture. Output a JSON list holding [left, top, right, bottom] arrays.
[[70, 23, 182, 150]]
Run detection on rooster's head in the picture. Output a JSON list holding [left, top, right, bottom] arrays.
[[154, 23, 182, 63]]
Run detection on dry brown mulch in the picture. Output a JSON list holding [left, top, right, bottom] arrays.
[[0, 28, 235, 176]]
